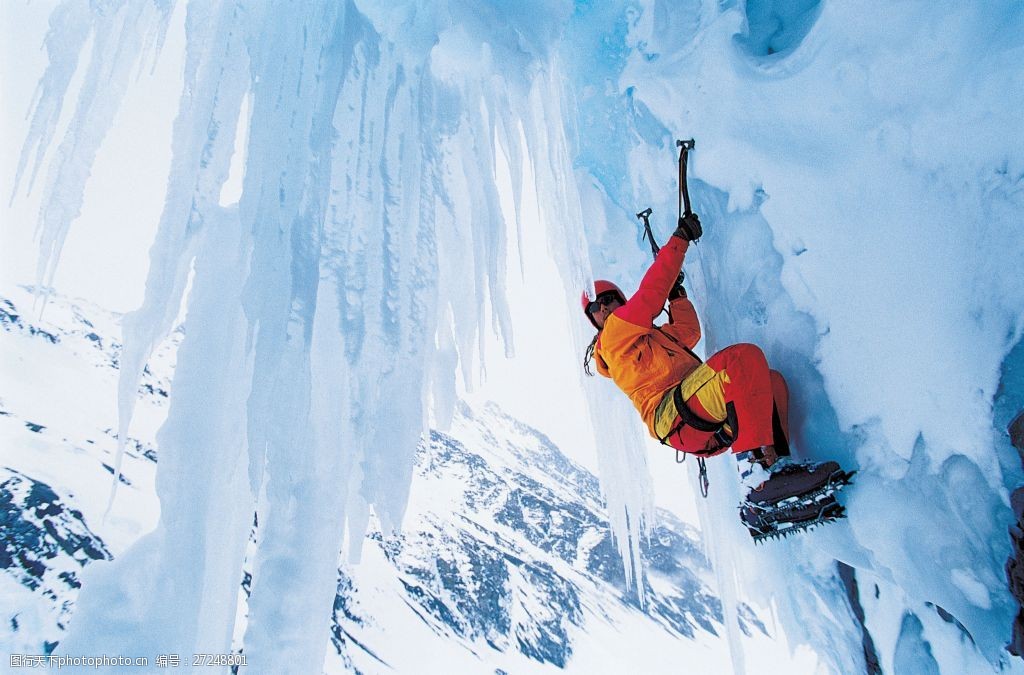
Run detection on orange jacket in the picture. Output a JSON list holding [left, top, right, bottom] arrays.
[[594, 236, 701, 438]]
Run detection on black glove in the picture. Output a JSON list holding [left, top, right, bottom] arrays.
[[668, 272, 686, 300], [673, 212, 702, 241]]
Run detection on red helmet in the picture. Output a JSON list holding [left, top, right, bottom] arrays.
[[581, 280, 627, 329]]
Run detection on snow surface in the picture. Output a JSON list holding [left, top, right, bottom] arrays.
[[2, 0, 1023, 673]]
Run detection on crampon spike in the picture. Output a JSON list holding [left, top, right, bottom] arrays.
[[742, 497, 847, 543]]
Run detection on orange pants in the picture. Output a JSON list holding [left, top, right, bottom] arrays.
[[665, 343, 789, 455]]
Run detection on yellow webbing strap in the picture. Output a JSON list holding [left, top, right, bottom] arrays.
[[654, 363, 727, 440]]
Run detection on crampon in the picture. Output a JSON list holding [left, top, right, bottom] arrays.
[[741, 494, 847, 543], [740, 466, 856, 543]]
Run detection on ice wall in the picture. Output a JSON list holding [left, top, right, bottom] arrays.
[[588, 0, 1024, 672]]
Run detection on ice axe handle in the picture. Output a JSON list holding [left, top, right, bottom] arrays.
[[677, 139, 695, 218]]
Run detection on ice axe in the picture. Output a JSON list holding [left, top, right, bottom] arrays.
[[635, 207, 659, 257], [634, 206, 684, 287], [634, 137, 696, 273], [674, 138, 711, 496]]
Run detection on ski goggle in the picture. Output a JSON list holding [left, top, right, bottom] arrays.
[[585, 293, 620, 317]]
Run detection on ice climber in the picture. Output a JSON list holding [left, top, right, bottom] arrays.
[[582, 212, 852, 541]]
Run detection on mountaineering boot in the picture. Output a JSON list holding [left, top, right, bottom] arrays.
[[736, 446, 848, 507]]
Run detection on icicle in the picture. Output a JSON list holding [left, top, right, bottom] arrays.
[[514, 63, 654, 601], [107, 0, 251, 514], [58, 201, 256, 661], [237, 2, 351, 669], [581, 388, 656, 606], [58, 0, 257, 660], [18, 1, 176, 311], [11, 0, 92, 203], [30, 0, 616, 664]]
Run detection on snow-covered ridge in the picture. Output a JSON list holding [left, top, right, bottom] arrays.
[[322, 406, 759, 672], [0, 286, 172, 656], [0, 285, 763, 672]]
